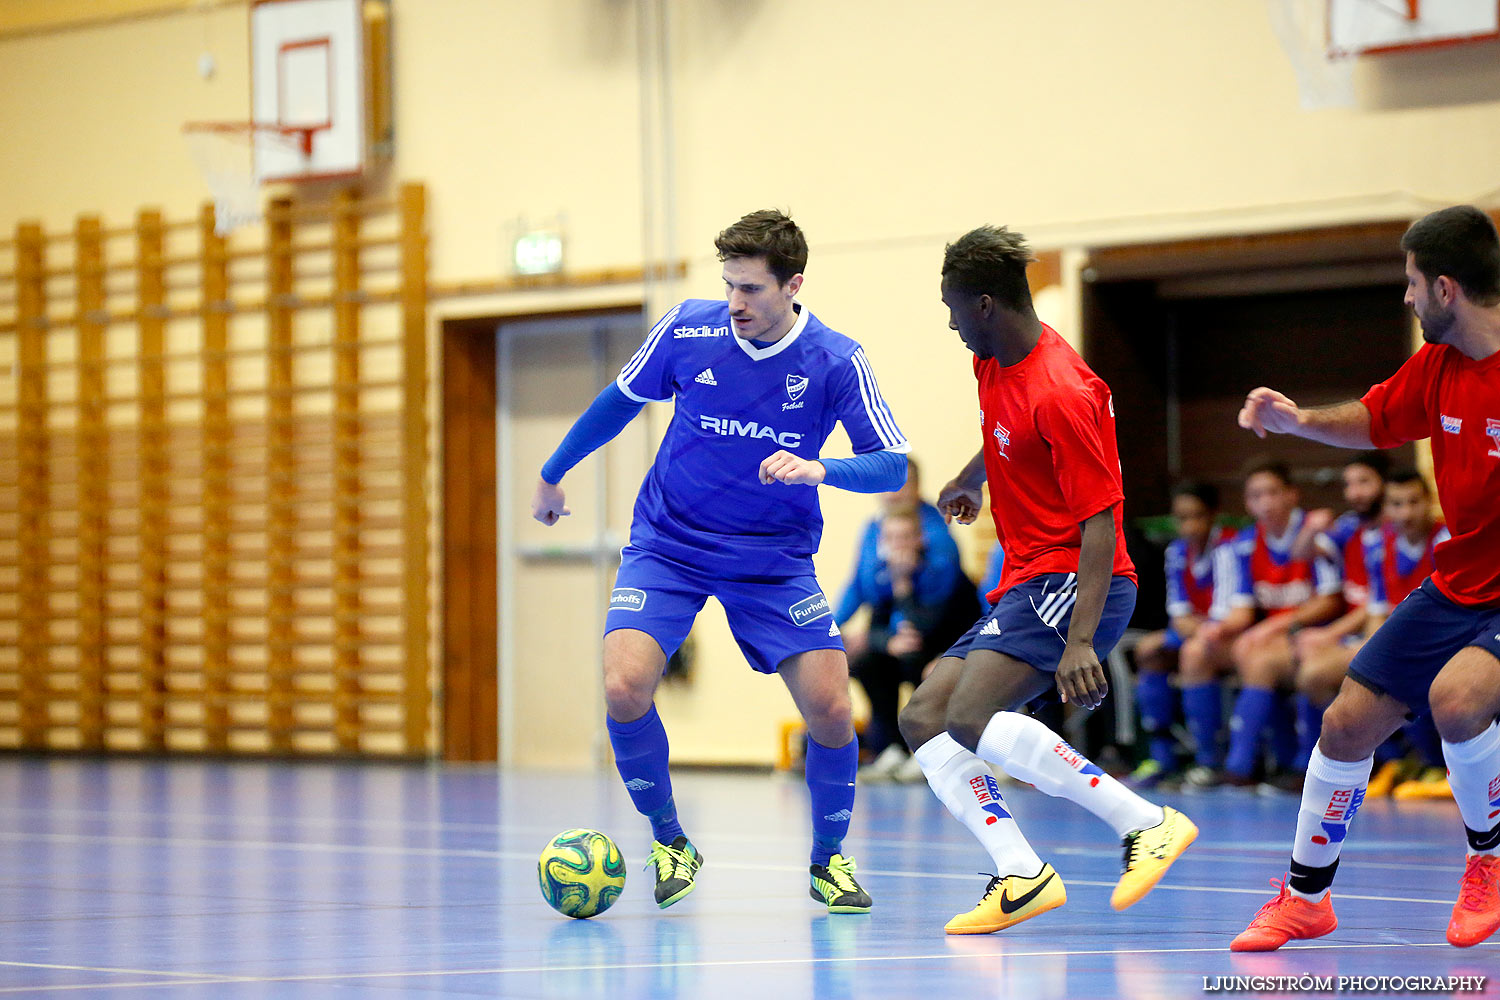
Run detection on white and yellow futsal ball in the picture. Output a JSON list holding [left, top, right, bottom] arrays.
[[538, 829, 626, 918]]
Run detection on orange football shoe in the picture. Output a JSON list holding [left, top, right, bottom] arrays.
[[1446, 854, 1500, 948], [1230, 877, 1337, 952]]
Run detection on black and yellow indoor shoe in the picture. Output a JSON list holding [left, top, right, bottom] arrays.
[[646, 836, 703, 908], [944, 863, 1066, 934], [809, 854, 872, 913], [1111, 805, 1197, 911]]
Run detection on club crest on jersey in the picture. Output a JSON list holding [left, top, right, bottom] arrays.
[[992, 421, 1011, 460], [609, 588, 647, 612], [782, 374, 809, 410], [969, 774, 1011, 825], [1487, 418, 1500, 458], [788, 592, 831, 626], [1052, 740, 1104, 787]]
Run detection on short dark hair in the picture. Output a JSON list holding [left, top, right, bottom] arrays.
[[1400, 206, 1500, 307], [1172, 479, 1220, 510], [941, 225, 1036, 312], [1243, 457, 1293, 487], [1387, 467, 1429, 492], [715, 210, 808, 286], [1347, 450, 1390, 480]]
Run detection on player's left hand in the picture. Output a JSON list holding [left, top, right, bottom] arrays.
[[1055, 641, 1108, 710], [759, 450, 825, 486]]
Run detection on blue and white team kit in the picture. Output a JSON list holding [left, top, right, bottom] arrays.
[[607, 299, 909, 673]]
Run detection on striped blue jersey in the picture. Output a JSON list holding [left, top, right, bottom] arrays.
[[617, 298, 908, 579]]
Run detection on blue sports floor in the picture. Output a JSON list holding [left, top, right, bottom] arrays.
[[0, 758, 1493, 999]]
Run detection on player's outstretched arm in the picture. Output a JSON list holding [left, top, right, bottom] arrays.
[[936, 451, 986, 524], [531, 478, 570, 525], [532, 383, 647, 525], [1238, 388, 1374, 448]]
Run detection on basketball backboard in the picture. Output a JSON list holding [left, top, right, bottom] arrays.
[[252, 0, 366, 183], [1328, 0, 1500, 57]]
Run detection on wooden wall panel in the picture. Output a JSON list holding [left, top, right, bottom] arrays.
[[0, 184, 432, 756]]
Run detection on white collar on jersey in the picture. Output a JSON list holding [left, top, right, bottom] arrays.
[[734, 301, 808, 361], [1263, 508, 1304, 551]]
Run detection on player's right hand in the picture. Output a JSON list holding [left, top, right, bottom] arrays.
[[531, 478, 571, 526], [1238, 387, 1301, 438], [937, 479, 983, 525]]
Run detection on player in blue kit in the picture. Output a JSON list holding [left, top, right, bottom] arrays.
[[532, 210, 909, 914]]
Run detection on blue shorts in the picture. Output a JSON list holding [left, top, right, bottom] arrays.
[[1347, 578, 1500, 717], [943, 573, 1138, 672], [1161, 623, 1186, 652], [606, 545, 844, 675]]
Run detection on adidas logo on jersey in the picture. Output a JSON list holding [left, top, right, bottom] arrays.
[[694, 368, 718, 386], [623, 778, 656, 791], [980, 619, 1002, 637], [828, 621, 841, 637]]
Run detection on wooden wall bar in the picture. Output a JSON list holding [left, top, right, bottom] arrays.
[[0, 184, 432, 756]]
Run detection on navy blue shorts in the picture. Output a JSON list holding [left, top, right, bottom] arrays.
[[943, 573, 1138, 672], [606, 545, 844, 675], [1347, 578, 1500, 717]]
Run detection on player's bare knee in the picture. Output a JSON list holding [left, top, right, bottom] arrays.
[[1428, 677, 1490, 743], [1317, 698, 1383, 761], [802, 693, 853, 747], [601, 664, 655, 721], [943, 703, 989, 754], [898, 693, 942, 750]]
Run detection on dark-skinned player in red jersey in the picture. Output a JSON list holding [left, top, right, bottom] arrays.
[[1233, 205, 1500, 951], [895, 225, 1197, 936]]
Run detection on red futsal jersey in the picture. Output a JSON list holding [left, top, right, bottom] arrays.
[[1362, 343, 1500, 606], [975, 325, 1136, 603]]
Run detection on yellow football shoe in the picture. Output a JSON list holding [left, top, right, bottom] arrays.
[[1111, 806, 1198, 911], [944, 863, 1066, 934]]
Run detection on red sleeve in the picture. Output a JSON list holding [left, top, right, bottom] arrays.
[[1361, 345, 1437, 449], [1036, 385, 1124, 523]]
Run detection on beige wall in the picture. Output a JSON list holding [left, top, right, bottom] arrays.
[[3, 1, 1496, 764]]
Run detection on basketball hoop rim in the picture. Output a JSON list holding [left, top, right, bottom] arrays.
[[182, 120, 325, 158]]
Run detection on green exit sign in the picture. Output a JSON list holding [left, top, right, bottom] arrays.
[[514, 231, 564, 275]]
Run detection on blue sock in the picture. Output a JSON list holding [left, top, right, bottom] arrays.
[[1136, 671, 1178, 770], [1182, 682, 1224, 768], [1271, 693, 1299, 771], [606, 705, 684, 845], [1225, 687, 1277, 778], [805, 735, 857, 866], [1294, 694, 1323, 771]]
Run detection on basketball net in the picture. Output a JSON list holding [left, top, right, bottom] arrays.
[[184, 124, 309, 236], [1267, 0, 1357, 110]]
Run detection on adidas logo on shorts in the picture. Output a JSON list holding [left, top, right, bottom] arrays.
[[828, 621, 841, 637], [694, 368, 717, 386], [980, 619, 1002, 637]]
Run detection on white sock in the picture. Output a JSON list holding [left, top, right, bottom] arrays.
[[1442, 722, 1500, 857], [974, 711, 1163, 838], [912, 732, 1044, 877], [1288, 745, 1374, 901]]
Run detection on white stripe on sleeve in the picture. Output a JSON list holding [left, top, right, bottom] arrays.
[[849, 349, 909, 453], [616, 303, 682, 393]]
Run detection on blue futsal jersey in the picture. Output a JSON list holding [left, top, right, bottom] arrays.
[[616, 298, 908, 580]]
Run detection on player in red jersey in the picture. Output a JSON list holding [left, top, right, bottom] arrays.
[[1233, 206, 1500, 951], [895, 225, 1196, 936]]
